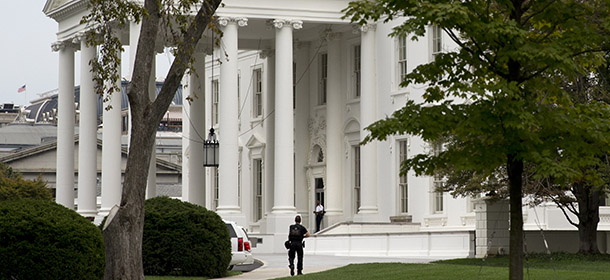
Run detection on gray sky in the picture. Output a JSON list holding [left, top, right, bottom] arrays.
[[0, 1, 172, 107], [0, 1, 57, 106]]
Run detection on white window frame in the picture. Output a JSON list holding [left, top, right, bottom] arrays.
[[253, 158, 263, 221], [398, 139, 409, 214], [353, 145, 361, 213], [396, 35, 408, 88], [252, 67, 263, 118], [431, 142, 445, 214], [431, 25, 443, 58], [212, 167, 219, 210], [318, 53, 328, 105], [211, 79, 219, 126], [353, 44, 361, 99]]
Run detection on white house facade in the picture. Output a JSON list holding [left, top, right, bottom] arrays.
[[44, 0, 610, 257]]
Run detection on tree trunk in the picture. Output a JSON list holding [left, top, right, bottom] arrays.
[[507, 155, 524, 280], [103, 115, 157, 279], [99, 1, 222, 279], [573, 182, 601, 254]]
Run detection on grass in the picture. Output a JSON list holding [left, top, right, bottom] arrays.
[[271, 253, 610, 280]]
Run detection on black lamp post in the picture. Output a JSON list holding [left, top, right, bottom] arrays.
[[203, 128, 219, 167]]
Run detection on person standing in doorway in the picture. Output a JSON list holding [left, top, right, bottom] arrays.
[[314, 200, 324, 233], [288, 215, 310, 276]]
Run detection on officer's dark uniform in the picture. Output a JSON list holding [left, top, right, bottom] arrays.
[[288, 223, 308, 275]]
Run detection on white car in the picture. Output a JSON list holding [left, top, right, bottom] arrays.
[[225, 220, 254, 269]]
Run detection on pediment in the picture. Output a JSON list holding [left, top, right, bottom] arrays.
[[344, 118, 360, 134], [245, 133, 265, 148], [43, 0, 72, 14]]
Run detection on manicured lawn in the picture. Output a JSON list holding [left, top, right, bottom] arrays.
[[271, 253, 610, 280]]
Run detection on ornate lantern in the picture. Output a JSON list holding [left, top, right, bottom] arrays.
[[203, 128, 219, 167]]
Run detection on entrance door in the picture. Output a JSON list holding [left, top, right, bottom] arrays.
[[315, 178, 325, 207]]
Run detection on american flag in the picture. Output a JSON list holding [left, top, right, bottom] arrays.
[[17, 84, 26, 93]]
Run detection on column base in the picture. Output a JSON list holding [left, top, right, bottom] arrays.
[[265, 212, 300, 252], [217, 206, 246, 226], [77, 209, 98, 218], [271, 205, 297, 214], [98, 206, 116, 217], [353, 209, 382, 223]]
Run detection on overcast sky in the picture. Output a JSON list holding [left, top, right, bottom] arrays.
[[0, 1, 57, 106], [0, 1, 172, 107]]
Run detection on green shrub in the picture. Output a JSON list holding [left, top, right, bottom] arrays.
[[0, 163, 52, 201], [143, 196, 231, 278], [0, 199, 104, 279]]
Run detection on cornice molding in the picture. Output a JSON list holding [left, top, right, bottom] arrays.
[[45, 0, 90, 23]]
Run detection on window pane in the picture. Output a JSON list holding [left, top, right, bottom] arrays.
[[354, 146, 361, 213], [398, 140, 408, 213], [253, 159, 263, 221], [253, 69, 262, 117], [212, 80, 219, 125], [354, 45, 361, 98], [319, 53, 328, 105]]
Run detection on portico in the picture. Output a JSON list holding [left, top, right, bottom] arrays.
[[44, 0, 383, 250]]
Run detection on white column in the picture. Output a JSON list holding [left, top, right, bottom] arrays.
[[263, 50, 275, 215], [53, 41, 75, 208], [100, 52, 123, 215], [77, 35, 98, 216], [183, 52, 207, 206], [272, 19, 302, 213], [325, 32, 343, 221], [358, 24, 379, 216], [216, 17, 247, 216]]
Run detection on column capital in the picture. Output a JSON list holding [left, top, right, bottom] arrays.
[[352, 24, 377, 34], [51, 41, 65, 52], [217, 16, 248, 27], [272, 19, 303, 30], [52, 40, 78, 52], [73, 32, 88, 45]]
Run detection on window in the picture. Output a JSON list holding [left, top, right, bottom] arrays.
[[212, 167, 219, 210], [431, 142, 444, 213], [253, 68, 263, 117], [319, 53, 328, 105], [237, 73, 241, 117], [353, 44, 361, 98], [211, 79, 219, 125], [432, 25, 442, 58], [354, 146, 361, 213], [397, 35, 408, 86], [433, 188, 444, 213], [293, 62, 297, 109], [398, 140, 408, 214], [253, 159, 263, 221]]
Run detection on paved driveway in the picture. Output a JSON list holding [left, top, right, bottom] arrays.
[[222, 253, 438, 280]]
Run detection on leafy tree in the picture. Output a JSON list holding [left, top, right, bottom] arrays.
[[0, 163, 51, 201], [344, 0, 610, 279], [82, 0, 222, 278], [438, 57, 610, 255]]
